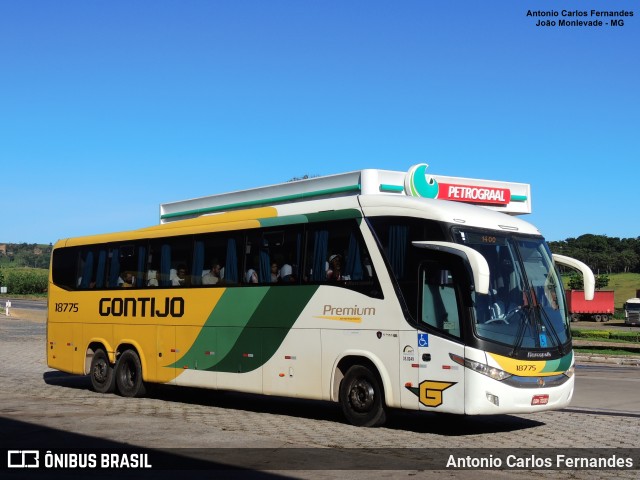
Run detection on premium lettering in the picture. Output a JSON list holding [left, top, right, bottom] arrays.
[[323, 304, 376, 316], [99, 297, 184, 318]]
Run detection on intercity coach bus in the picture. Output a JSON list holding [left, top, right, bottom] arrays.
[[47, 164, 594, 426]]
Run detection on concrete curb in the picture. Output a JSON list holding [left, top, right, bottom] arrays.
[[575, 354, 640, 366]]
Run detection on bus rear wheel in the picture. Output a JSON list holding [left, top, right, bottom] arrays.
[[339, 365, 386, 427], [115, 349, 146, 398], [90, 348, 116, 394]]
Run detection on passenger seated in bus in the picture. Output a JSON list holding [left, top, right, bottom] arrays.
[[202, 262, 222, 285], [117, 271, 135, 288], [172, 265, 190, 287], [245, 268, 258, 284], [279, 263, 295, 282], [327, 254, 350, 281], [271, 262, 279, 283], [146, 269, 159, 287]]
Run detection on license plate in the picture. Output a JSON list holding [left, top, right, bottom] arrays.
[[531, 394, 549, 406]]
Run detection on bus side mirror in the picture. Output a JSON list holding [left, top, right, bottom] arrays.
[[552, 254, 595, 301], [412, 241, 490, 295]]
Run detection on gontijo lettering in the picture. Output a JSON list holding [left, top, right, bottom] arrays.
[[99, 297, 184, 318]]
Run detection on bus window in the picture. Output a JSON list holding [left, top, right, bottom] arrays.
[[306, 219, 381, 297], [420, 264, 462, 339], [276, 227, 303, 284], [368, 217, 446, 318], [77, 246, 108, 289], [106, 244, 141, 288], [52, 247, 79, 290], [244, 231, 269, 284]]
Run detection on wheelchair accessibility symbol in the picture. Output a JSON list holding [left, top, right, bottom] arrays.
[[418, 333, 429, 348]]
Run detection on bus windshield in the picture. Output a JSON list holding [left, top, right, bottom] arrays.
[[454, 230, 569, 351]]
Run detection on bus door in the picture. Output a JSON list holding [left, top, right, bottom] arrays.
[[416, 260, 466, 413]]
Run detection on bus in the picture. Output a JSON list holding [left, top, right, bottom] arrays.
[[47, 164, 594, 427]]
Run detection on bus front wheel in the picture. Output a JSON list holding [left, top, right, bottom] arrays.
[[90, 348, 116, 394], [339, 365, 386, 427], [115, 349, 146, 398]]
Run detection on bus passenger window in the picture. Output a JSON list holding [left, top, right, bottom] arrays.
[[420, 266, 461, 338]]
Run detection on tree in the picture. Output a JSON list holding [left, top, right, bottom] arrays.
[[549, 234, 640, 275], [618, 250, 639, 273], [567, 273, 609, 290]]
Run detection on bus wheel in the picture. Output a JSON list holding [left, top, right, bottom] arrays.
[[90, 348, 116, 394], [115, 350, 146, 398], [339, 365, 386, 427]]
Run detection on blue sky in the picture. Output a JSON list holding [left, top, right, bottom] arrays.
[[1, 1, 638, 244]]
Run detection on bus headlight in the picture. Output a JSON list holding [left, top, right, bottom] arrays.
[[563, 365, 575, 378], [450, 354, 512, 381]]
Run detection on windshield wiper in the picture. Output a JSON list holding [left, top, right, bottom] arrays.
[[510, 303, 533, 357], [537, 303, 564, 352]]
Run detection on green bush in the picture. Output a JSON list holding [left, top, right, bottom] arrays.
[[572, 329, 640, 343], [609, 332, 640, 342], [571, 329, 610, 339], [4, 268, 48, 294]]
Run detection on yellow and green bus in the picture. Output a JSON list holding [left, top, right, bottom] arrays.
[[48, 165, 593, 426]]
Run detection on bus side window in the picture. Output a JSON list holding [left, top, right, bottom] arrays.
[[244, 232, 267, 284], [52, 247, 80, 290], [305, 219, 381, 297], [420, 265, 461, 339]]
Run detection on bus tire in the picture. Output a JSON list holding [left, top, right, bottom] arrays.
[[90, 348, 116, 394], [339, 365, 386, 427], [115, 349, 146, 398]]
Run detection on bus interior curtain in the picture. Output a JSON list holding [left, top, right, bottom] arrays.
[[225, 238, 238, 283], [345, 233, 363, 280], [259, 248, 270, 283], [192, 240, 204, 286], [137, 246, 146, 288], [389, 225, 408, 280], [95, 249, 107, 288], [160, 244, 171, 287], [80, 251, 94, 288], [312, 230, 328, 281], [109, 248, 120, 287], [295, 232, 302, 278]]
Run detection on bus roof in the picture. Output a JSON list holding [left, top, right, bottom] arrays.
[[160, 164, 532, 223]]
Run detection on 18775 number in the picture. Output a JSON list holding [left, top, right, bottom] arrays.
[[54, 303, 78, 313]]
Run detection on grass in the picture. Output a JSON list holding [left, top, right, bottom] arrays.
[[573, 347, 639, 357], [606, 272, 640, 308]]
